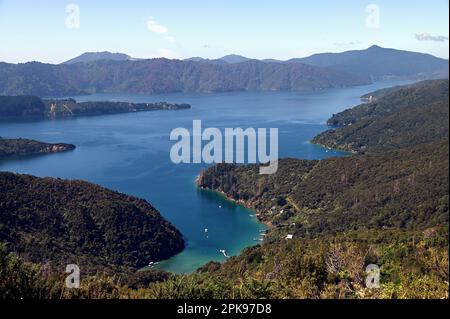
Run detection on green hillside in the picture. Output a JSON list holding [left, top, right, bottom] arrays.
[[312, 80, 449, 153], [0, 172, 184, 272], [197, 141, 448, 237]]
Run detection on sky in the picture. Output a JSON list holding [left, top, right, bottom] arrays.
[[0, 0, 448, 64]]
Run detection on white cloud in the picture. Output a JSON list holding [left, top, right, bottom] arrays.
[[415, 32, 449, 42], [146, 17, 168, 34]]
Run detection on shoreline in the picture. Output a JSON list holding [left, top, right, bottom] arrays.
[[309, 140, 357, 155], [195, 174, 274, 229]]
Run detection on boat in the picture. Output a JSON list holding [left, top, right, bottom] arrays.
[[219, 249, 230, 258]]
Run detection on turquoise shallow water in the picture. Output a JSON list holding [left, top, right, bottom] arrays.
[[0, 80, 411, 273]]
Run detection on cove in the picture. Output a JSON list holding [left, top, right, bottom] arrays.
[[0, 80, 412, 273]]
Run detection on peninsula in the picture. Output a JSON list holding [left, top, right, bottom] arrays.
[[0, 95, 191, 120], [0, 137, 75, 158]]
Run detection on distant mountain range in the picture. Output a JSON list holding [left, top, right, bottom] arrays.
[[0, 46, 447, 97], [62, 46, 450, 78], [186, 46, 448, 79], [289, 45, 448, 79], [0, 59, 367, 97], [63, 51, 132, 64], [184, 54, 253, 64]]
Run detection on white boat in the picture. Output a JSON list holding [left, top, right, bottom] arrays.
[[219, 249, 230, 258]]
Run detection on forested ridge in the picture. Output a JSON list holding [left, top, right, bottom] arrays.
[[312, 80, 449, 153], [0, 172, 184, 272], [198, 141, 448, 237], [0, 59, 368, 97], [2, 46, 448, 97]]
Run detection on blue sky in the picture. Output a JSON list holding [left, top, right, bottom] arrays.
[[0, 0, 448, 63]]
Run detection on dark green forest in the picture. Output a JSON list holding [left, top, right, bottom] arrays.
[[198, 141, 448, 238], [0, 172, 184, 272], [312, 80, 449, 153]]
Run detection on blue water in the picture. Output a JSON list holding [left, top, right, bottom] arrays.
[[0, 80, 411, 273]]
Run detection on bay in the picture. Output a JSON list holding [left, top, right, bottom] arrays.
[[0, 80, 412, 273]]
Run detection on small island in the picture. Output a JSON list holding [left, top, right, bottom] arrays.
[[44, 99, 191, 118], [0, 137, 75, 158], [0, 95, 191, 120]]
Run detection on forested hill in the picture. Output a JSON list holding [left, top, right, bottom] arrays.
[[63, 51, 131, 64], [326, 80, 448, 126], [312, 79, 449, 153], [0, 59, 368, 96], [291, 45, 449, 79], [197, 140, 449, 237], [197, 79, 450, 234], [0, 172, 184, 271], [0, 138, 75, 158]]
